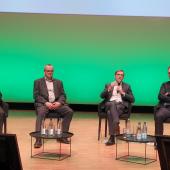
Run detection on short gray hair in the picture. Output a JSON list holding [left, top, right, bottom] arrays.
[[44, 64, 54, 71]]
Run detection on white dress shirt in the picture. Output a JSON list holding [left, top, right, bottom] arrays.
[[109, 85, 122, 103], [45, 79, 55, 103]]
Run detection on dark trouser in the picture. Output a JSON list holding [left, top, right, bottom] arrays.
[[105, 101, 126, 136], [0, 103, 8, 134], [35, 105, 73, 133], [0, 115, 4, 134], [155, 107, 170, 135]]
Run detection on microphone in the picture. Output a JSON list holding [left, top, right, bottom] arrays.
[[117, 82, 121, 94]]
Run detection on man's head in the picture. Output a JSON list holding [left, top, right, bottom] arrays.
[[114, 70, 124, 84], [44, 64, 54, 80], [168, 66, 170, 79]]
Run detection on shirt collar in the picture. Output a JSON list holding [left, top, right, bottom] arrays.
[[45, 77, 53, 82]]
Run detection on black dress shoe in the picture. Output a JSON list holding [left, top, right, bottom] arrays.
[[34, 140, 42, 148], [58, 138, 70, 144], [105, 136, 115, 146]]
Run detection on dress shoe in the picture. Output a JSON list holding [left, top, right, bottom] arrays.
[[34, 140, 42, 148], [105, 136, 115, 146], [58, 138, 70, 144]]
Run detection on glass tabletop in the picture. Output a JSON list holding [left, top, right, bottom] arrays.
[[29, 131, 73, 139], [116, 134, 155, 143]]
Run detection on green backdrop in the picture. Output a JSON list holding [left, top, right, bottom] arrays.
[[0, 13, 170, 105]]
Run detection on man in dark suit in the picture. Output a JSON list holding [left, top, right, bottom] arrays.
[[155, 66, 170, 135], [34, 64, 73, 148], [0, 92, 9, 134], [100, 70, 135, 145]]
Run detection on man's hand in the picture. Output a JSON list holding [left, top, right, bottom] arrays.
[[117, 86, 125, 95], [107, 83, 116, 92], [165, 92, 170, 96], [52, 102, 61, 110], [45, 102, 54, 110]]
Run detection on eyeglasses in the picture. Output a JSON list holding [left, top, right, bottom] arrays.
[[116, 74, 124, 76], [45, 70, 53, 72]]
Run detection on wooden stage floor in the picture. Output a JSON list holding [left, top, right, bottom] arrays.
[[6, 110, 166, 170]]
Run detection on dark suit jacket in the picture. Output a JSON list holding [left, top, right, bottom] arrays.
[[0, 92, 9, 117], [154, 81, 170, 112], [100, 82, 135, 109], [158, 81, 170, 105], [33, 78, 66, 107]]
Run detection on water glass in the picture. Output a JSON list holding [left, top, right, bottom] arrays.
[[123, 128, 127, 138]]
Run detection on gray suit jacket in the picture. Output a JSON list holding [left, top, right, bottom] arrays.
[[100, 82, 135, 108], [158, 81, 170, 106], [33, 78, 66, 107]]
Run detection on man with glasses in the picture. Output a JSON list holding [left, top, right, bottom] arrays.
[[33, 64, 73, 148], [155, 66, 170, 135], [100, 70, 135, 145]]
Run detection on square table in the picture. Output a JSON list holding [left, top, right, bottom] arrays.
[[115, 134, 157, 165], [29, 131, 73, 161]]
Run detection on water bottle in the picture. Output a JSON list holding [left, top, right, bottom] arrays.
[[48, 119, 54, 136], [136, 122, 142, 140], [142, 122, 147, 140], [57, 118, 62, 135], [126, 118, 131, 137], [41, 120, 46, 135]]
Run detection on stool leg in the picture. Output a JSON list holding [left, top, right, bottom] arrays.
[[104, 118, 107, 138], [125, 119, 128, 128], [98, 118, 102, 140], [4, 117, 7, 134]]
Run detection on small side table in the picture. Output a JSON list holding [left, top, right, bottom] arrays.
[[116, 134, 157, 165], [29, 131, 73, 161]]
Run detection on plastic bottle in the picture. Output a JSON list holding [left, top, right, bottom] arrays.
[[142, 122, 147, 140], [48, 119, 54, 136], [136, 122, 142, 140], [126, 118, 131, 137], [41, 120, 46, 135], [57, 118, 62, 135]]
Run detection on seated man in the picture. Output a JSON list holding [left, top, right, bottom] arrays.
[[0, 92, 9, 134], [155, 66, 170, 135], [100, 69, 135, 145], [34, 64, 73, 148]]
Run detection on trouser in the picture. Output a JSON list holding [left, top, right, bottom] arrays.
[[105, 101, 126, 135], [0, 116, 4, 134], [155, 107, 170, 135], [35, 105, 73, 133], [0, 106, 5, 134]]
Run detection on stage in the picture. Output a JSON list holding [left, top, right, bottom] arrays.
[[7, 110, 164, 170]]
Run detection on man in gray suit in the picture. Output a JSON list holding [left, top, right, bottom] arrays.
[[34, 64, 73, 148], [100, 70, 135, 145]]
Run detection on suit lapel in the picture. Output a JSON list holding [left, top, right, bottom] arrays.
[[41, 78, 49, 98], [53, 79, 58, 98], [122, 82, 127, 92]]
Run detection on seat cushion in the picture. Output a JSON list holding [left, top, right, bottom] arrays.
[[164, 118, 170, 123], [45, 111, 62, 119]]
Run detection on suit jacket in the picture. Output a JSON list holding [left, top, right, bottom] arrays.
[[158, 81, 170, 105], [33, 78, 66, 107], [154, 81, 170, 119], [155, 81, 170, 111], [100, 82, 135, 109]]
